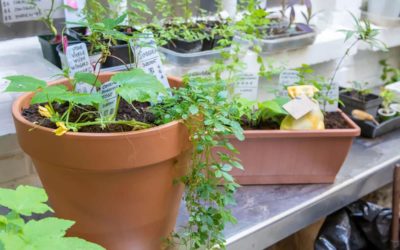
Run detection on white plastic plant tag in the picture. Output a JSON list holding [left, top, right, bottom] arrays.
[[99, 81, 119, 118], [278, 70, 300, 97], [66, 43, 94, 93], [130, 33, 169, 88], [234, 73, 259, 100], [320, 82, 339, 112], [283, 96, 314, 120], [2, 0, 63, 23]]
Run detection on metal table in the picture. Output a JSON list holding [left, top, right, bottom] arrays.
[[175, 130, 400, 249]]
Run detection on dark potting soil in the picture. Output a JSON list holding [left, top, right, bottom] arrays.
[[21, 99, 156, 133], [242, 112, 351, 130]]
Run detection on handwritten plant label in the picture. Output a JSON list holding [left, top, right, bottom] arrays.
[[234, 73, 259, 101], [130, 33, 169, 88], [283, 96, 314, 120], [320, 82, 339, 112], [66, 43, 95, 93], [278, 70, 300, 97], [2, 0, 63, 23], [99, 81, 119, 117]]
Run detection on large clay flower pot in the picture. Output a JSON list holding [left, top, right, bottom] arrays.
[[229, 111, 360, 185], [12, 73, 190, 250]]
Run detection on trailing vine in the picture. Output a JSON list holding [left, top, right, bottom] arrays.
[[153, 77, 244, 249]]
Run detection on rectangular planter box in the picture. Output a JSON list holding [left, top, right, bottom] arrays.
[[228, 111, 360, 185], [339, 90, 382, 117]]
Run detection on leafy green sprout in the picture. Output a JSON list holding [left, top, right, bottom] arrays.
[[0, 185, 104, 250], [4, 69, 166, 135], [380, 59, 400, 86], [380, 89, 396, 112], [341, 81, 373, 102]]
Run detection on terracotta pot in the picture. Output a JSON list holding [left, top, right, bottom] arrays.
[[12, 73, 191, 250], [228, 111, 360, 185]]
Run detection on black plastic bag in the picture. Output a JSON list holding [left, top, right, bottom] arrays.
[[315, 201, 392, 250]]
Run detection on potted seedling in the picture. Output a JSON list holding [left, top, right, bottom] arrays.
[[220, 13, 387, 185], [339, 81, 382, 116], [4, 67, 244, 249], [378, 89, 396, 121], [236, 0, 317, 54], [31, 0, 76, 68], [0, 185, 104, 249]]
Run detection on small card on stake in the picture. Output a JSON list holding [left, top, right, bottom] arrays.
[[283, 96, 314, 120]]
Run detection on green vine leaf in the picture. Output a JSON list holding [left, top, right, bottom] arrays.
[[0, 186, 53, 216], [31, 85, 69, 104], [74, 72, 102, 88], [4, 76, 46, 92]]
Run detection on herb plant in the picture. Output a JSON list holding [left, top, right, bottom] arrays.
[[153, 77, 244, 249], [380, 89, 395, 112], [4, 69, 165, 135], [380, 59, 400, 86], [0, 185, 104, 250]]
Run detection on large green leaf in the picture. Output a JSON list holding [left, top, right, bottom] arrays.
[[23, 218, 74, 239], [4, 76, 46, 92], [74, 72, 101, 88], [111, 68, 166, 103], [0, 186, 52, 216], [63, 92, 104, 106], [31, 85, 69, 104]]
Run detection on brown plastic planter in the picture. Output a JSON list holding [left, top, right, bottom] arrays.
[[229, 111, 360, 185], [12, 73, 190, 250]]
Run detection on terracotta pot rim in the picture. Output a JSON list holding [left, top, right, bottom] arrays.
[[241, 110, 361, 138], [12, 72, 183, 139]]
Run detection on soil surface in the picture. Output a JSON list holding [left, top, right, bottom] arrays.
[[22, 100, 156, 133], [242, 112, 351, 130]]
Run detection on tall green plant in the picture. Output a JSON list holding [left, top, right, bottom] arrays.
[[0, 186, 104, 249]]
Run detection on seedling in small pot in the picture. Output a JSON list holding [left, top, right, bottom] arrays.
[[378, 89, 397, 121]]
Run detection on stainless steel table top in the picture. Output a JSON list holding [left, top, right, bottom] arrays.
[[176, 130, 400, 249]]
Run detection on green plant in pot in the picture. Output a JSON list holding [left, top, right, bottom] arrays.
[[380, 59, 400, 86], [339, 81, 383, 116], [378, 89, 396, 121], [4, 68, 244, 248], [0, 185, 104, 249], [31, 0, 75, 68]]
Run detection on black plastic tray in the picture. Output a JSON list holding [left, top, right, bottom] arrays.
[[352, 116, 400, 138]]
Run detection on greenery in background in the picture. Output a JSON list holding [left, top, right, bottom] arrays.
[[380, 59, 400, 86], [29, 0, 74, 40], [153, 78, 244, 249], [380, 89, 395, 112], [0, 186, 104, 250], [4, 69, 165, 135]]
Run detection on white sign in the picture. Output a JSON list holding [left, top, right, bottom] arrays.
[[130, 33, 169, 88], [283, 96, 314, 120], [66, 43, 95, 93], [320, 82, 339, 112], [2, 0, 63, 23], [234, 73, 259, 100], [278, 70, 300, 97], [99, 81, 119, 117]]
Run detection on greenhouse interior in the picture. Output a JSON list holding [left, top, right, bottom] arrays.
[[1, 0, 400, 249]]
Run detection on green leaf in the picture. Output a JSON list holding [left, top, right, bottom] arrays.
[[23, 218, 74, 240], [112, 68, 166, 103], [64, 92, 104, 106], [74, 72, 101, 87], [189, 105, 199, 115], [4, 76, 46, 92], [31, 85, 68, 104], [0, 186, 52, 216]]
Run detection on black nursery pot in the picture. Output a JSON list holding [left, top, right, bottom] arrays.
[[102, 42, 134, 68], [38, 35, 63, 68], [165, 38, 203, 53], [339, 90, 383, 116]]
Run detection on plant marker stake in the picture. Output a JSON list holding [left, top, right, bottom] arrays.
[[391, 164, 400, 250]]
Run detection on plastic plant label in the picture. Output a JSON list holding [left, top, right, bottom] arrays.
[[320, 82, 339, 112], [130, 33, 169, 88], [2, 0, 63, 23], [283, 96, 314, 120], [234, 73, 259, 100], [278, 70, 300, 96], [99, 81, 119, 118], [66, 43, 95, 93]]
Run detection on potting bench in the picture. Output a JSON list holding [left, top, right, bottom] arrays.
[[1, 37, 400, 249]]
